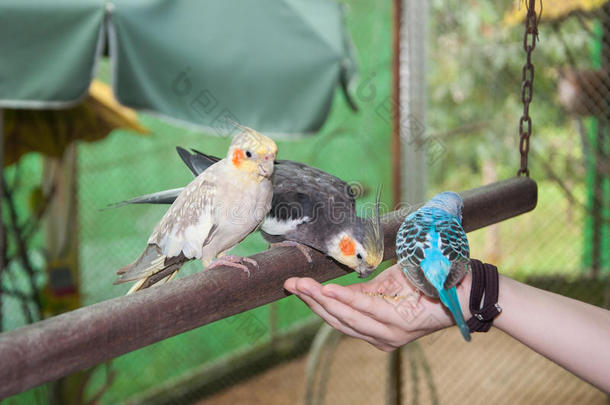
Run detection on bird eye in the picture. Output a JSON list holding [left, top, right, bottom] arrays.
[[356, 253, 363, 260], [245, 150, 252, 158]]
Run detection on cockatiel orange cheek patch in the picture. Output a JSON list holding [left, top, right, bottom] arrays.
[[232, 148, 245, 167], [339, 236, 355, 256]]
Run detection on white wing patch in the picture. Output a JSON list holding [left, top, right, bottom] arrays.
[[261, 216, 310, 235], [158, 216, 215, 259], [149, 168, 218, 259]]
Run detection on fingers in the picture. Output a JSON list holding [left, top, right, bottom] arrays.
[[321, 283, 408, 326], [284, 277, 342, 328], [283, 277, 299, 293], [284, 265, 456, 350], [285, 278, 368, 339], [293, 286, 374, 343], [313, 286, 395, 338], [284, 277, 400, 349]]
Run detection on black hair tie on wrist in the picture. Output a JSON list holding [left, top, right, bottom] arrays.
[[467, 259, 502, 333]]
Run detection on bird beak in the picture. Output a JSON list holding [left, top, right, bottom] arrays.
[[357, 264, 375, 279], [258, 164, 269, 177], [258, 154, 274, 178]]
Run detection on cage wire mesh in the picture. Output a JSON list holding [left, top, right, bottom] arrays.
[[2, 0, 610, 404]]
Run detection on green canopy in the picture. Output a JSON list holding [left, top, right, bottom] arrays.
[[0, 0, 357, 134]]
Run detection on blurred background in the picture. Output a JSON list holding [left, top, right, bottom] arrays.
[[1, 0, 609, 404]]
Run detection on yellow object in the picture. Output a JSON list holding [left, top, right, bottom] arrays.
[[504, 0, 606, 25], [88, 80, 149, 135], [3, 80, 149, 166]]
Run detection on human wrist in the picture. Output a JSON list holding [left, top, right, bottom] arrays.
[[492, 274, 513, 331], [465, 261, 504, 333], [456, 270, 473, 320]]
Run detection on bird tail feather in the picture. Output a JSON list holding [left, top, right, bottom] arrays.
[[115, 244, 186, 294], [104, 188, 183, 210], [438, 286, 471, 342]]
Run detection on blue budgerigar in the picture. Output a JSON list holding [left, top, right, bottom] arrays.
[[396, 191, 471, 341]]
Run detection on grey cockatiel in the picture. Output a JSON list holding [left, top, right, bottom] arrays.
[[114, 128, 277, 294], [111, 148, 384, 278]]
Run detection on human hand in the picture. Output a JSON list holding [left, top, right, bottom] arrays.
[[284, 263, 472, 351]]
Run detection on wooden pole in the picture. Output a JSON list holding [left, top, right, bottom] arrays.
[[0, 177, 537, 399], [0, 109, 4, 275], [390, 0, 402, 397], [399, 0, 428, 206], [391, 0, 402, 205]]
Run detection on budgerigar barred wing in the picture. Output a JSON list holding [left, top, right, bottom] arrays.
[[436, 214, 470, 289], [396, 208, 470, 297]]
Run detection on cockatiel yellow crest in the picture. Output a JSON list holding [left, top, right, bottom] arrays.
[[115, 126, 277, 294]]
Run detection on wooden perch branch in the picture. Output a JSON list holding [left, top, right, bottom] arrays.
[[0, 177, 537, 399]]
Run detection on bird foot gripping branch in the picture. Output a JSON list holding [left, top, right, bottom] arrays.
[[207, 255, 259, 277], [270, 241, 314, 267]]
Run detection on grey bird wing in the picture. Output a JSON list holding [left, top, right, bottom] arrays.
[[272, 160, 356, 209], [177, 147, 220, 176], [261, 160, 357, 249]]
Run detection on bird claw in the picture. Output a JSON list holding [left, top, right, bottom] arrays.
[[271, 241, 314, 268], [241, 257, 259, 269], [208, 255, 257, 277]]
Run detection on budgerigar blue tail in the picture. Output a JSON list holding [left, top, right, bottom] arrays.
[[438, 286, 471, 341]]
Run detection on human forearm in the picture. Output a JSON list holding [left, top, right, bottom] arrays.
[[286, 263, 610, 393], [491, 275, 610, 393]]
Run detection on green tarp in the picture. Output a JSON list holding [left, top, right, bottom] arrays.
[[0, 0, 357, 134]]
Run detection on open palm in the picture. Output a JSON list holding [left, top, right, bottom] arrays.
[[284, 264, 471, 351]]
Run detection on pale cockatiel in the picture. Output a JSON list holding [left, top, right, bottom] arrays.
[[111, 149, 384, 278], [114, 127, 277, 294]]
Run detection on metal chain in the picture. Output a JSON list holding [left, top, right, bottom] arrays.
[[518, 0, 540, 177]]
